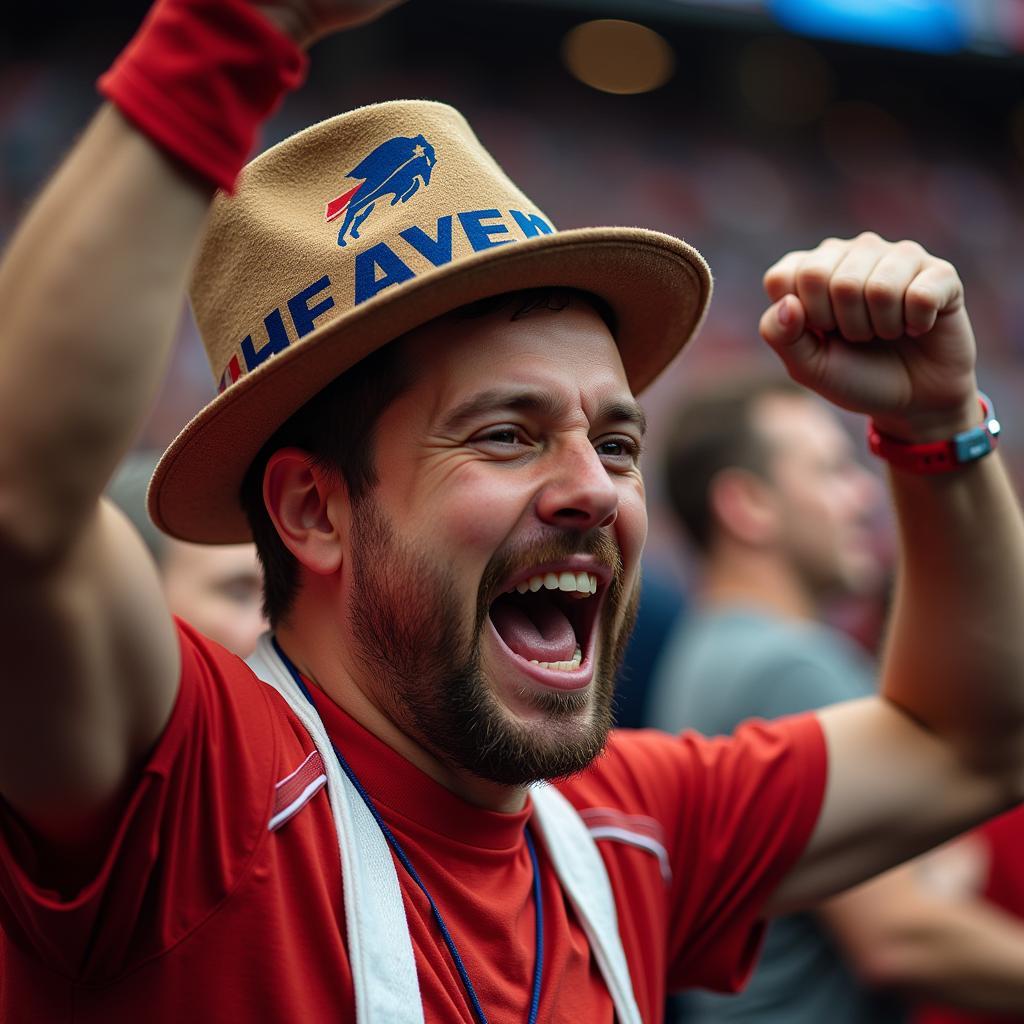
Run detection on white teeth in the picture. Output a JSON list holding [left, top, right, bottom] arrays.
[[528, 647, 583, 671], [510, 571, 599, 597]]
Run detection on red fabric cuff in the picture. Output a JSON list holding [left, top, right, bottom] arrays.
[[98, 0, 307, 193]]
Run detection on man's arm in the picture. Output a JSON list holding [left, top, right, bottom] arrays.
[[0, 106, 211, 846], [0, 0, 399, 854], [820, 859, 1024, 1012], [758, 234, 1024, 909]]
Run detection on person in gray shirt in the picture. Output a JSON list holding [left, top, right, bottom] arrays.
[[648, 375, 1024, 1023]]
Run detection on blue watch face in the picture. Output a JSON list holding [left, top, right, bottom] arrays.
[[953, 425, 994, 463]]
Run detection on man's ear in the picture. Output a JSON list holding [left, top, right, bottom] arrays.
[[263, 448, 349, 575], [709, 467, 779, 547]]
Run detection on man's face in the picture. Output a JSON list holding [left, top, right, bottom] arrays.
[[341, 300, 646, 786], [161, 540, 267, 657], [753, 393, 883, 598]]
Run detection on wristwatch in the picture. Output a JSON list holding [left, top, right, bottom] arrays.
[[867, 393, 1000, 474]]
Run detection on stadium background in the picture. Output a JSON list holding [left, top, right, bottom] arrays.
[[2, 0, 1021, 580]]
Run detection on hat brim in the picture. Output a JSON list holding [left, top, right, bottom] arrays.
[[150, 225, 711, 543]]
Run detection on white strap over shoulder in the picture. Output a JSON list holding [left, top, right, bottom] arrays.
[[531, 783, 644, 1024], [247, 635, 425, 1024], [248, 634, 643, 1024]]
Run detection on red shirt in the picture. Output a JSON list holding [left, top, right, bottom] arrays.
[[0, 621, 826, 1022], [913, 806, 1024, 1024]]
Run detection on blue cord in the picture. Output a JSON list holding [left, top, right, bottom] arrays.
[[273, 639, 544, 1024], [526, 828, 544, 1024]]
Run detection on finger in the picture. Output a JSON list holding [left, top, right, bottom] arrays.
[[793, 240, 847, 332], [759, 295, 821, 384], [829, 237, 887, 342], [905, 260, 964, 337], [763, 251, 807, 303], [864, 242, 925, 340]]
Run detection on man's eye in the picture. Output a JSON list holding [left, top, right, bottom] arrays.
[[598, 436, 634, 456], [596, 436, 642, 463], [474, 426, 526, 446]]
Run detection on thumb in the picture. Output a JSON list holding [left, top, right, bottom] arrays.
[[759, 295, 822, 380], [759, 294, 804, 348]]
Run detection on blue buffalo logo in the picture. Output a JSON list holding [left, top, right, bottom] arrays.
[[325, 134, 437, 247]]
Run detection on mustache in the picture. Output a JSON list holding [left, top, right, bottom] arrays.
[[475, 529, 624, 629]]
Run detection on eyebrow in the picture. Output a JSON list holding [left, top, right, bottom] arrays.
[[437, 387, 647, 437]]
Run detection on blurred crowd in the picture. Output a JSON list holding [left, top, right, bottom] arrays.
[[3, 8, 1022, 586], [4, 2, 1024, 1020]]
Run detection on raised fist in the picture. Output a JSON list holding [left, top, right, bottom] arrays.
[[760, 233, 980, 442]]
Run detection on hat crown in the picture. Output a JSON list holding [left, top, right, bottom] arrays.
[[191, 100, 555, 393], [153, 99, 711, 545]]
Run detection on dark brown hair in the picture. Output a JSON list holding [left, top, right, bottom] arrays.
[[663, 374, 803, 552], [239, 341, 409, 627]]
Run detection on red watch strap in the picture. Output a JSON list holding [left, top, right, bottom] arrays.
[[867, 394, 999, 475]]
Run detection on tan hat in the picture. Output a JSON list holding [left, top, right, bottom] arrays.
[[150, 99, 712, 543]]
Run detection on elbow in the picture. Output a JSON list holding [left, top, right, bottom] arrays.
[[0, 493, 80, 579], [957, 739, 1024, 811]]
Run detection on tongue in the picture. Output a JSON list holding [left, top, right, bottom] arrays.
[[490, 596, 578, 663]]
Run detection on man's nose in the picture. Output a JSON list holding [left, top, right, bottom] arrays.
[[535, 440, 619, 531]]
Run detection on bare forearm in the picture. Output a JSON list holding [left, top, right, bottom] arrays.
[[0, 104, 211, 558], [759, 235, 1024, 772], [865, 898, 1024, 1011], [883, 452, 1024, 781], [763, 237, 1024, 906]]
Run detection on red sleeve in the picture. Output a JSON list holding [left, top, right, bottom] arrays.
[[664, 714, 826, 991], [0, 620, 280, 981], [563, 714, 826, 996]]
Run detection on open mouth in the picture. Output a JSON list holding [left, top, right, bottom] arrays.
[[486, 563, 606, 689]]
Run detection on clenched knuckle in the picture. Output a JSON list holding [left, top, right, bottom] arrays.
[[895, 239, 924, 257], [820, 236, 844, 249], [829, 275, 863, 302], [865, 278, 898, 306], [797, 263, 831, 293], [906, 283, 936, 308]]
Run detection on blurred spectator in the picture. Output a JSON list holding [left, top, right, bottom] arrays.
[[646, 374, 1024, 1023], [914, 807, 1024, 1024], [613, 561, 686, 728], [107, 451, 267, 657]]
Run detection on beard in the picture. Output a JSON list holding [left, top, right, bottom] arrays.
[[347, 498, 638, 787]]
